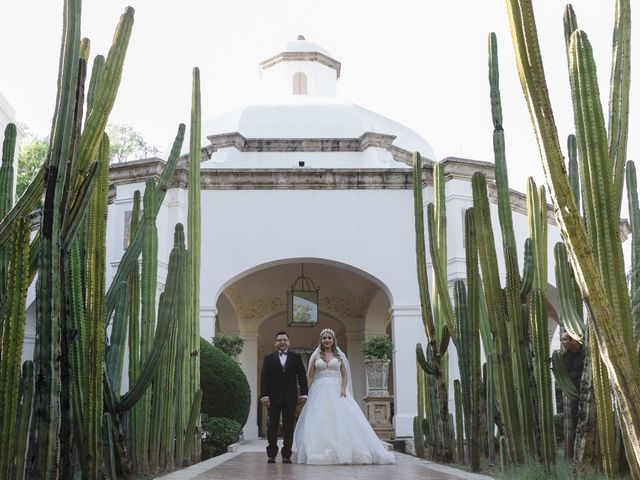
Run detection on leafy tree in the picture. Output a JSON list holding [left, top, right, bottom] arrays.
[[16, 133, 48, 198], [15, 123, 158, 198], [106, 123, 160, 163]]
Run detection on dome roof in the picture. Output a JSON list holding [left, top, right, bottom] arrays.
[[186, 96, 436, 163], [283, 35, 333, 58]]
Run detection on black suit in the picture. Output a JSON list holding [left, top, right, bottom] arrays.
[[260, 350, 308, 459]]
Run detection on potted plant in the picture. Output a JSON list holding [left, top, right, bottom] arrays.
[[362, 335, 393, 397], [212, 335, 245, 363]]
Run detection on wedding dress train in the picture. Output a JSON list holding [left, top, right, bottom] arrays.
[[292, 357, 396, 465]]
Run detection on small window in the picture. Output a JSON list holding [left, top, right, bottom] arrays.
[[293, 72, 308, 95], [123, 208, 143, 248]]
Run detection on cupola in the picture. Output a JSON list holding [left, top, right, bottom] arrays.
[[259, 35, 341, 97]]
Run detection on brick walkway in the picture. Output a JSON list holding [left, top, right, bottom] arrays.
[[155, 441, 494, 480]]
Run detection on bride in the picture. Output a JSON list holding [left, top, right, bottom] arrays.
[[292, 328, 396, 465]]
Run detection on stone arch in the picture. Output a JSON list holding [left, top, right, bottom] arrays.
[[212, 257, 396, 440], [363, 288, 391, 337], [214, 257, 395, 307]]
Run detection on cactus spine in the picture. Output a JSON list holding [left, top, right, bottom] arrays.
[[505, 0, 640, 475]]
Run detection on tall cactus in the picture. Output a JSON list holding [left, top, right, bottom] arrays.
[[454, 379, 464, 465], [504, 0, 640, 475], [30, 1, 83, 475], [14, 361, 35, 480], [0, 219, 30, 479], [0, 124, 16, 304], [149, 224, 187, 471], [526, 178, 556, 470], [127, 190, 144, 470], [461, 211, 482, 471], [0, 0, 215, 476], [471, 172, 523, 464], [414, 359, 426, 458], [487, 32, 535, 459], [138, 178, 159, 471], [185, 66, 202, 464], [27, 3, 133, 476], [412, 153, 453, 462], [626, 161, 640, 348]]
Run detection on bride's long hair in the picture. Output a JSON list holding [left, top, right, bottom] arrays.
[[318, 328, 341, 362]]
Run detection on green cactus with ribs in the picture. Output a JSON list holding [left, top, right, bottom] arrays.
[[505, 0, 640, 476], [0, 0, 205, 477]]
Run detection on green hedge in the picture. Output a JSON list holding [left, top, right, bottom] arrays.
[[201, 414, 242, 459], [200, 337, 251, 427]]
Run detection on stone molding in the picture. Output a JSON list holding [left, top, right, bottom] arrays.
[[106, 155, 630, 235], [201, 131, 413, 166], [259, 51, 342, 78]]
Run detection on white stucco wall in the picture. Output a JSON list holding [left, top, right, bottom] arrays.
[[261, 60, 337, 98], [20, 167, 567, 441]]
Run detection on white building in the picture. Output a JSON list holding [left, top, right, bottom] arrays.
[[25, 37, 569, 441]]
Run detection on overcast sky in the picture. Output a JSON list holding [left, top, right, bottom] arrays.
[[0, 1, 637, 195]]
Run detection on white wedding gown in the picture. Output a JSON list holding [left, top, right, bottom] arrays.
[[292, 357, 396, 465]]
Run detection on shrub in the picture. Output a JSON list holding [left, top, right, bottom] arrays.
[[201, 414, 241, 459], [362, 335, 394, 359], [200, 337, 251, 427], [212, 335, 245, 358]]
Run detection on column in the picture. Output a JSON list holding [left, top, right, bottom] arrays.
[[238, 331, 259, 440], [345, 329, 365, 410], [390, 304, 426, 438], [199, 305, 217, 343]]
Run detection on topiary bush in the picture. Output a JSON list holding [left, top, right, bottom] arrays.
[[200, 337, 251, 427], [201, 414, 242, 459]]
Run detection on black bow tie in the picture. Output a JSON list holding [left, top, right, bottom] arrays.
[[279, 351, 288, 356]]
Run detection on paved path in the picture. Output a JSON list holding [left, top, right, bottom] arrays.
[[155, 440, 494, 480]]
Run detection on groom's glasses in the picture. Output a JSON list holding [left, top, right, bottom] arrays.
[[276, 339, 289, 342]]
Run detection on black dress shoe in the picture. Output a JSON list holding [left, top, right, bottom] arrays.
[[267, 458, 276, 464], [282, 458, 292, 464]]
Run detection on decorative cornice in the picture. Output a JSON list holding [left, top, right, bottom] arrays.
[[200, 131, 415, 166], [259, 51, 341, 78], [105, 155, 631, 237], [110, 159, 417, 190], [109, 157, 168, 186]]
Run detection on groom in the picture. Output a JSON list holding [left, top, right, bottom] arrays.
[[260, 331, 308, 464]]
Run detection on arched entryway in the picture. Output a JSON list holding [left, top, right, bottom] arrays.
[[212, 258, 395, 440]]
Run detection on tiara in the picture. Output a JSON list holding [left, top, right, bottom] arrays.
[[320, 328, 335, 337]]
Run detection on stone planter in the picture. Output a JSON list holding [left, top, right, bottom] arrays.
[[364, 358, 391, 397]]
